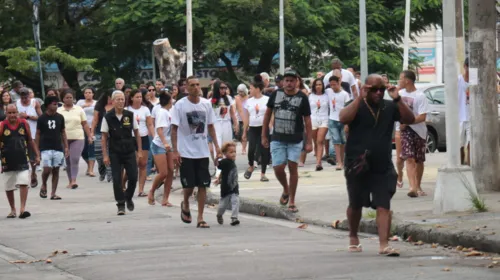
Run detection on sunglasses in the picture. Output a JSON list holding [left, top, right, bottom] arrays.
[[369, 87, 386, 93], [148, 89, 155, 92], [220, 86, 228, 90]]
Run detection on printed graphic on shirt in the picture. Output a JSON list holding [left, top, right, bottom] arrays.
[[186, 111, 206, 136], [217, 99, 228, 119], [228, 166, 238, 191], [274, 92, 303, 135], [48, 120, 56, 129], [332, 99, 336, 111], [402, 96, 414, 109], [255, 104, 260, 115]]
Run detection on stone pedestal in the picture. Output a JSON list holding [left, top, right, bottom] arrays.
[[433, 165, 477, 214]]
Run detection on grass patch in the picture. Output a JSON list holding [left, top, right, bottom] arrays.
[[470, 195, 488, 212], [363, 210, 377, 219]]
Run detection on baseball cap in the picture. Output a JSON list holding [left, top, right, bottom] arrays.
[[275, 74, 284, 82], [19, 87, 30, 96], [283, 69, 299, 78]]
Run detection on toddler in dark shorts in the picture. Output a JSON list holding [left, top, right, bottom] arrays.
[[214, 142, 240, 226]]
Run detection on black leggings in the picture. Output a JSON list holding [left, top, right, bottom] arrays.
[[247, 126, 269, 174]]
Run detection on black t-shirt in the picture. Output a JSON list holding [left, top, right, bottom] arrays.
[[37, 112, 65, 152], [267, 89, 311, 143], [345, 99, 400, 173], [217, 158, 239, 198]]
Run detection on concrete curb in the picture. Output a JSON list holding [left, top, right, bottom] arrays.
[[206, 193, 500, 254], [157, 190, 500, 253]]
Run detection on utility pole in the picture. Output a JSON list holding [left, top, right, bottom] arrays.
[[402, 0, 411, 70], [433, 0, 478, 214], [359, 0, 368, 81], [469, 0, 500, 192], [32, 0, 45, 99], [186, 0, 193, 76], [455, 0, 466, 73], [279, 0, 285, 75]]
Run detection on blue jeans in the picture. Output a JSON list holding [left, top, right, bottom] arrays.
[[270, 141, 303, 166], [146, 135, 154, 176], [329, 120, 346, 144]]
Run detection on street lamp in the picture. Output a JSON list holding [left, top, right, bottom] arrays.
[[32, 0, 45, 98], [186, 0, 193, 76], [359, 0, 368, 81], [402, 0, 411, 70], [279, 0, 284, 75]]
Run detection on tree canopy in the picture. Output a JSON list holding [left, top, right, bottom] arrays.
[[0, 0, 442, 93]]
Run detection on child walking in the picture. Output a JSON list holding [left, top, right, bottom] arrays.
[[215, 142, 240, 226]]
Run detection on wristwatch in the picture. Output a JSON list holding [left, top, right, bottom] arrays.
[[393, 96, 401, 103]]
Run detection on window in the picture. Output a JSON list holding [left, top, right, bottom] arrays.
[[425, 86, 445, 105]]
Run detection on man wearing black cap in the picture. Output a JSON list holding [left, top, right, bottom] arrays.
[[274, 75, 284, 90], [36, 96, 69, 200], [262, 69, 313, 213]]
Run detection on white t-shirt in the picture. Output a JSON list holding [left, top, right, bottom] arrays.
[[458, 74, 470, 122], [308, 93, 330, 121], [323, 69, 357, 90], [151, 104, 161, 119], [127, 106, 151, 137], [245, 96, 269, 127], [326, 88, 351, 121], [171, 97, 215, 159], [76, 99, 97, 126], [100, 113, 139, 133], [213, 96, 234, 122], [400, 88, 430, 139], [152, 107, 172, 147], [16, 99, 38, 139]]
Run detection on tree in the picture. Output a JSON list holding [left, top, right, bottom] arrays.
[[108, 0, 441, 84]]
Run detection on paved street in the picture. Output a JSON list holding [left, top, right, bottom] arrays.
[[0, 155, 499, 279]]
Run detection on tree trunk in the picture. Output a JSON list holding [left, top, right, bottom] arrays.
[[469, 0, 500, 192], [219, 53, 239, 84], [153, 38, 186, 86], [256, 51, 276, 74]]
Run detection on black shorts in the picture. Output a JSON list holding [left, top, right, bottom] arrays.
[[179, 157, 210, 189], [135, 136, 151, 151], [345, 168, 397, 210]]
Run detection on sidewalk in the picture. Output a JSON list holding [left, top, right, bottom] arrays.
[[184, 146, 500, 253]]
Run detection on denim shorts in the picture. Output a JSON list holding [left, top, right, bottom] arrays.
[[151, 142, 171, 156], [270, 141, 303, 166], [329, 119, 346, 145], [41, 150, 65, 168]]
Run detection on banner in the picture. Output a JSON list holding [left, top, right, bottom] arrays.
[[411, 48, 436, 75]]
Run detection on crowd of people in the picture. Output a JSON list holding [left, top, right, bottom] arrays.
[[3, 57, 463, 256]]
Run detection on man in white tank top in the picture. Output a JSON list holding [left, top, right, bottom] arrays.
[[16, 88, 42, 188]]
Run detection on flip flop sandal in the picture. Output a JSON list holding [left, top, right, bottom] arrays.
[[19, 211, 31, 219], [315, 165, 323, 171], [71, 184, 78, 189], [39, 189, 47, 199], [397, 181, 404, 188], [335, 166, 342, 171], [348, 244, 363, 253], [379, 246, 400, 257], [138, 192, 148, 197], [197, 221, 210, 228], [288, 205, 299, 213], [50, 195, 62, 200], [180, 202, 192, 224], [260, 176, 269, 182], [417, 191, 427, 196], [30, 179, 38, 188], [279, 193, 290, 206], [217, 215, 224, 225], [88, 173, 96, 177], [244, 168, 254, 179], [407, 191, 418, 198], [162, 202, 173, 207], [7, 213, 16, 218], [230, 219, 240, 226]]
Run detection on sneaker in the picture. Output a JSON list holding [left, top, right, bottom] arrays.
[[99, 173, 105, 182], [117, 205, 126, 216], [126, 199, 135, 212], [321, 155, 329, 161], [106, 174, 112, 183], [230, 218, 240, 226], [327, 157, 337, 166]]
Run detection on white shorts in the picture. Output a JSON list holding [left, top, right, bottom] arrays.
[[3, 170, 30, 191], [460, 121, 471, 147], [312, 119, 329, 130]]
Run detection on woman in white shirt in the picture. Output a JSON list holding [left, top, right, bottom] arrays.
[[76, 87, 97, 177], [242, 78, 270, 182], [147, 93, 174, 206], [308, 78, 329, 171], [127, 89, 155, 197], [211, 81, 239, 149]]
